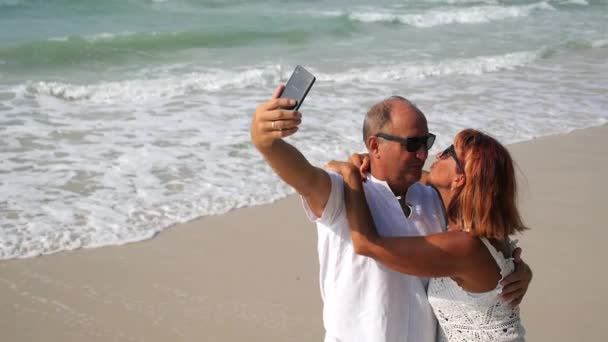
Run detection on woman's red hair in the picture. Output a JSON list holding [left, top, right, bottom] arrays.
[[446, 129, 528, 240]]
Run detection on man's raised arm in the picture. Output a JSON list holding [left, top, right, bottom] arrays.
[[250, 85, 331, 218]]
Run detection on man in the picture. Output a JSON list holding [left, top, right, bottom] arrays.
[[250, 85, 531, 342]]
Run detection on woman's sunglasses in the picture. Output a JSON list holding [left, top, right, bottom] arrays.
[[375, 133, 436, 153], [439, 144, 464, 172]]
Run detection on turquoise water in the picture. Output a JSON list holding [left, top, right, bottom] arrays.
[[1, 0, 607, 259]]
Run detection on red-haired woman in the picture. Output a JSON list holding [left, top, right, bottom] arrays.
[[327, 129, 527, 341]]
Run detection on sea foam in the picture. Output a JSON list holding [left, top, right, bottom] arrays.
[[21, 49, 546, 105], [1, 0, 606, 259], [345, 2, 555, 27]]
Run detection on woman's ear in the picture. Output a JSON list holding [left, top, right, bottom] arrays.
[[451, 174, 465, 191]]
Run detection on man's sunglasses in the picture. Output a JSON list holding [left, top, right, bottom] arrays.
[[439, 144, 464, 172], [375, 133, 436, 153]]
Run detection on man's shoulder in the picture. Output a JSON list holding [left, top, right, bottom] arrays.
[[411, 181, 433, 190], [406, 182, 442, 210], [407, 182, 446, 233], [407, 181, 437, 198], [301, 170, 346, 226], [325, 169, 344, 182]]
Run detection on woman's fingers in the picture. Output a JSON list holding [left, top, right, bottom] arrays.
[[349, 153, 364, 167], [360, 156, 370, 180], [348, 153, 370, 180]]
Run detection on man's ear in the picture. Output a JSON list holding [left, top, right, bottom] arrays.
[[368, 136, 381, 157]]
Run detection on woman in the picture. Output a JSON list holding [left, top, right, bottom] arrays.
[[327, 129, 527, 341]]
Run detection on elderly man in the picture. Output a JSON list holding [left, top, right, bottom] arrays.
[[250, 85, 531, 342]]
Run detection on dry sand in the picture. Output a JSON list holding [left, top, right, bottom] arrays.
[[1, 124, 606, 341]]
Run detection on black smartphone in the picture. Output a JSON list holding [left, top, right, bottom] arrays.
[[279, 65, 316, 110]]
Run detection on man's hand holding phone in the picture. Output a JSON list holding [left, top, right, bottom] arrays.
[[251, 84, 303, 150], [251, 66, 315, 150]]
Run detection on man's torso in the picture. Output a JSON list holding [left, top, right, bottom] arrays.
[[302, 172, 446, 342]]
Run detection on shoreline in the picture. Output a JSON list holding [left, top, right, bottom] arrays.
[[1, 124, 607, 341], [4, 122, 607, 262]]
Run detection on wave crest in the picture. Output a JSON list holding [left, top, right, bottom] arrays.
[[19, 49, 548, 105], [346, 2, 555, 27], [320, 49, 547, 83], [22, 65, 285, 104], [20, 35, 606, 105]]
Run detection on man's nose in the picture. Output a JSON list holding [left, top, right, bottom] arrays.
[[415, 146, 428, 160]]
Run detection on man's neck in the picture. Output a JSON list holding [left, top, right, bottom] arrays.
[[369, 171, 413, 218], [369, 171, 410, 198]]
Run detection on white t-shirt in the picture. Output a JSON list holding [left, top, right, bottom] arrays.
[[302, 171, 446, 342]]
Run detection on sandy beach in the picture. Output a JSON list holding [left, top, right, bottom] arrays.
[[1, 124, 607, 341]]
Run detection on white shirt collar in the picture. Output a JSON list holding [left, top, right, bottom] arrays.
[[366, 172, 414, 198], [366, 173, 416, 218], [366, 173, 391, 189]]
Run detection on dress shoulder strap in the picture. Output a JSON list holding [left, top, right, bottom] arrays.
[[479, 237, 510, 274]]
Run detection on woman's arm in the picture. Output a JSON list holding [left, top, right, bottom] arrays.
[[329, 161, 477, 278]]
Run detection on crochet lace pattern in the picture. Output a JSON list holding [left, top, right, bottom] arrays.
[[427, 238, 526, 341]]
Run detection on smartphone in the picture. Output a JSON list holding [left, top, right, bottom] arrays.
[[279, 65, 316, 110]]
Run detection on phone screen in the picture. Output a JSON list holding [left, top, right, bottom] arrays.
[[279, 65, 316, 110]]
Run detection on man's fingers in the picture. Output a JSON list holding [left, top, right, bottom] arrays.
[[265, 119, 301, 131], [500, 274, 523, 287], [273, 127, 298, 138], [501, 287, 524, 305], [500, 268, 526, 287], [271, 84, 285, 99], [500, 281, 526, 306], [512, 247, 522, 263], [264, 109, 300, 121], [263, 97, 297, 111], [501, 280, 524, 295], [509, 296, 524, 308]]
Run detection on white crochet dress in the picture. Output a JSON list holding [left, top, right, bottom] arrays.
[[427, 238, 526, 341]]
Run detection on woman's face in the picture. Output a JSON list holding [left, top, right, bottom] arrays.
[[427, 143, 464, 190]]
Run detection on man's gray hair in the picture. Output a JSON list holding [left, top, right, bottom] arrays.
[[362, 96, 422, 145]]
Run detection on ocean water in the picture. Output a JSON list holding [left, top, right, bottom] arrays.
[[0, 0, 606, 259]]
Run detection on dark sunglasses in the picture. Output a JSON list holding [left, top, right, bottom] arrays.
[[375, 133, 436, 153], [439, 144, 464, 171]]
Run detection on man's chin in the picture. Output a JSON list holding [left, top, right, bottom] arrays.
[[406, 168, 423, 182], [398, 174, 422, 191]]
